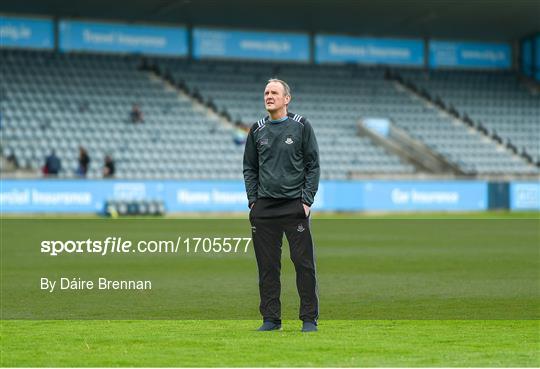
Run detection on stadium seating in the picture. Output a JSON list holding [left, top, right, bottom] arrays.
[[397, 69, 540, 165], [0, 50, 415, 180], [1, 49, 537, 179], [0, 50, 241, 179], [156, 59, 416, 178], [157, 59, 537, 175]]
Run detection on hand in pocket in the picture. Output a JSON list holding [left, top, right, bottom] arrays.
[[303, 203, 310, 217]]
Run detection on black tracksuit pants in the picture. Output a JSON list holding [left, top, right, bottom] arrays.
[[249, 197, 319, 324]]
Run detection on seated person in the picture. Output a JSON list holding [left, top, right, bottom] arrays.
[[130, 104, 144, 124]]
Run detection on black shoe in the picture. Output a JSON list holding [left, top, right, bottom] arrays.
[[257, 321, 282, 331], [301, 321, 318, 332]]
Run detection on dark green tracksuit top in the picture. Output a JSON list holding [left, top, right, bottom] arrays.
[[243, 112, 320, 207]]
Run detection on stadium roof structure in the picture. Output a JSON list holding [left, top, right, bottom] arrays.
[[3, 0, 539, 41]]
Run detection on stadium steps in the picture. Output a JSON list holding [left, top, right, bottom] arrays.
[[390, 70, 540, 169], [358, 119, 466, 175], [143, 61, 234, 130], [387, 71, 538, 176], [143, 68, 233, 131]]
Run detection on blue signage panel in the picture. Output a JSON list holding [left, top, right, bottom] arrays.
[[315, 35, 424, 66], [312, 181, 363, 211], [0, 15, 53, 49], [0, 180, 248, 213], [59, 20, 188, 56], [361, 181, 488, 211], [193, 28, 309, 62], [510, 182, 540, 211], [429, 41, 511, 69], [1, 180, 492, 213]]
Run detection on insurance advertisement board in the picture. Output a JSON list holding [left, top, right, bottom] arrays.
[[315, 35, 424, 66], [1, 179, 493, 213], [59, 20, 188, 56]]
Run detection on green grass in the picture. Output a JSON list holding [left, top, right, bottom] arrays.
[[1, 213, 539, 366], [1, 320, 539, 367]]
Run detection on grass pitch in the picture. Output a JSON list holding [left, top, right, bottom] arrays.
[[1, 212, 539, 367], [2, 320, 538, 367]]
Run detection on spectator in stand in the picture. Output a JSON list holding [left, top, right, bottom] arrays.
[[130, 104, 144, 124], [232, 122, 249, 146], [76, 147, 90, 177], [43, 150, 61, 176], [6, 152, 19, 171], [103, 155, 115, 178]]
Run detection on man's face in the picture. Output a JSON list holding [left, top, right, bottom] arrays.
[[264, 82, 290, 113]]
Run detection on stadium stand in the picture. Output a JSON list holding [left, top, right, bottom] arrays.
[[0, 49, 241, 179], [1, 49, 537, 180], [155, 59, 416, 178], [156, 59, 537, 176], [396, 69, 540, 166], [0, 50, 417, 180]]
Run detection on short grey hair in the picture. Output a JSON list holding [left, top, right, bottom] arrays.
[[267, 78, 291, 97]]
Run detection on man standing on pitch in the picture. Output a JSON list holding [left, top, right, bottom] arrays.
[[243, 79, 320, 332]]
